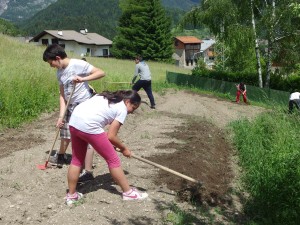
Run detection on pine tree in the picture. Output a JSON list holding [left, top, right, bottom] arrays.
[[112, 0, 173, 61]]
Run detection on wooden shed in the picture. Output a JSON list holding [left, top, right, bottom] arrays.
[[173, 36, 203, 67]]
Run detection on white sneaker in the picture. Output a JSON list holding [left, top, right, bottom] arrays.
[[65, 192, 83, 206], [122, 188, 148, 201]]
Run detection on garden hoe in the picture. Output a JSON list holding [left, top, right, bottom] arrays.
[[37, 84, 76, 170], [115, 148, 203, 186]]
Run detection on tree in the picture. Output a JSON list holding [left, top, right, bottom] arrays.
[[249, 0, 263, 87], [112, 0, 173, 61], [0, 18, 22, 36], [195, 0, 258, 74], [245, 0, 300, 87], [235, 0, 264, 87], [181, 0, 300, 88]]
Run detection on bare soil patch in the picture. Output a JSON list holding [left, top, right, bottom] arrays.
[[0, 90, 265, 224], [148, 119, 233, 207]]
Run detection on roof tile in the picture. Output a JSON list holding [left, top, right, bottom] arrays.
[[175, 36, 203, 44]]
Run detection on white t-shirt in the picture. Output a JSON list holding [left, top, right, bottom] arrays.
[[57, 59, 94, 104], [69, 95, 128, 134], [289, 92, 300, 100]]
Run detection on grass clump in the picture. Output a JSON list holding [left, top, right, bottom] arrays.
[[163, 203, 207, 225], [0, 35, 57, 128], [230, 111, 300, 224]]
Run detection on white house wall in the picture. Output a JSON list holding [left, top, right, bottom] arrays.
[[63, 41, 81, 55], [64, 42, 91, 56], [93, 46, 110, 57], [62, 42, 109, 57], [33, 34, 55, 45], [173, 49, 185, 67], [32, 34, 110, 57]]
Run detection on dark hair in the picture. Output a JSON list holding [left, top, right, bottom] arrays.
[[239, 82, 245, 91], [135, 55, 143, 61], [43, 44, 67, 61], [81, 58, 87, 61], [99, 90, 141, 106]]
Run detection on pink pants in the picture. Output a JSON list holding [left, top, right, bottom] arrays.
[[236, 90, 247, 103], [69, 126, 121, 169]]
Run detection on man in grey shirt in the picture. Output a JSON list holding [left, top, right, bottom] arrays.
[[131, 55, 156, 109]]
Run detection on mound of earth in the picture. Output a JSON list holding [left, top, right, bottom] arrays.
[[148, 119, 233, 207]]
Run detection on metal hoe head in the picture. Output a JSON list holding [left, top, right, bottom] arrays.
[[36, 161, 48, 170]]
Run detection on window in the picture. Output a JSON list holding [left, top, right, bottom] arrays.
[[52, 39, 59, 44], [42, 39, 48, 45], [103, 49, 108, 56]]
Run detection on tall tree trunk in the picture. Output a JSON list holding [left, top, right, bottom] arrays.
[[250, 0, 263, 88], [265, 40, 272, 87], [264, 0, 276, 88]]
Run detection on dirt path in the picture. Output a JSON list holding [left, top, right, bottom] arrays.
[[0, 90, 265, 225]]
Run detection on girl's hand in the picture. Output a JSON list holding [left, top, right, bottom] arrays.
[[122, 148, 132, 158], [56, 118, 64, 128]]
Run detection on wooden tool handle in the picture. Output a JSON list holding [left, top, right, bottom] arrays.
[[131, 153, 198, 183], [116, 148, 199, 184], [45, 84, 76, 163]]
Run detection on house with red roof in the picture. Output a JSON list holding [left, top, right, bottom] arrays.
[[173, 36, 203, 67]]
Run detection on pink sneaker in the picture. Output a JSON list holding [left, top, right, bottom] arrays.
[[65, 192, 83, 206], [122, 188, 148, 200]]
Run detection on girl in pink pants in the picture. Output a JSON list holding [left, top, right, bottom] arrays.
[[65, 90, 148, 206]]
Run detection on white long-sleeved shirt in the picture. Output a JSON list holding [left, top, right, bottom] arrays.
[[132, 61, 152, 82], [289, 92, 300, 100]]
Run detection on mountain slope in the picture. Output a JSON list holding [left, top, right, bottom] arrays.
[[0, 0, 200, 23], [15, 0, 201, 39], [162, 0, 200, 11], [18, 0, 121, 39], [0, 0, 57, 22]]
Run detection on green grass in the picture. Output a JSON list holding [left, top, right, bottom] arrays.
[[0, 35, 58, 128], [0, 34, 190, 129], [163, 204, 204, 225], [230, 111, 300, 224], [83, 56, 191, 92]]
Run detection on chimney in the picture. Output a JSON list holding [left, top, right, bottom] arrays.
[[57, 30, 63, 36], [79, 28, 88, 35]]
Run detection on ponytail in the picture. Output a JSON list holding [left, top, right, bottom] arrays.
[[98, 90, 141, 105]]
